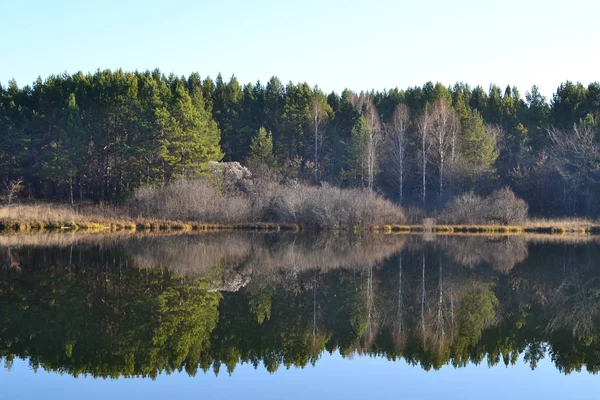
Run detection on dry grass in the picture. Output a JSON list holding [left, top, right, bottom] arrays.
[[0, 204, 89, 222], [1, 201, 598, 237], [0, 204, 131, 231], [0, 204, 298, 233]]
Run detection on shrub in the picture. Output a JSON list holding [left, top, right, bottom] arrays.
[[129, 179, 251, 224], [441, 187, 528, 225], [443, 192, 485, 225], [485, 187, 529, 224], [128, 165, 406, 229]]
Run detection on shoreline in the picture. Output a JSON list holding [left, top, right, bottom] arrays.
[[0, 203, 597, 236], [0, 219, 300, 233], [374, 224, 600, 235], [1, 218, 599, 236]]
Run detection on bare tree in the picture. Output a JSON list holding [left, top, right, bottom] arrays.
[[364, 101, 382, 191], [417, 108, 433, 205], [429, 100, 460, 203], [3, 178, 23, 205], [384, 104, 410, 204], [391, 253, 406, 350], [350, 92, 382, 191], [547, 124, 600, 208], [311, 93, 329, 182]]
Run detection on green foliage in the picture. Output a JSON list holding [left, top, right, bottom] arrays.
[[249, 127, 278, 168], [0, 70, 223, 201], [159, 79, 223, 179], [461, 110, 499, 170], [457, 286, 499, 348], [249, 289, 273, 324], [340, 116, 370, 187]]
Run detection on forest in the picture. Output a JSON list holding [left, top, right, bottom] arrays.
[[1, 69, 599, 216]]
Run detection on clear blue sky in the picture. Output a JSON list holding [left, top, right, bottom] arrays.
[[2, 0, 599, 99], [2, 353, 599, 400]]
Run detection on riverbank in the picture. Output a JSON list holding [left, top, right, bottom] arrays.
[[1, 205, 598, 235], [376, 222, 600, 234], [0, 205, 298, 233]]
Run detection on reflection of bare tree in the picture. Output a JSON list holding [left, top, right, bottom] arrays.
[[130, 233, 406, 293], [431, 257, 447, 350], [548, 276, 600, 338], [390, 254, 407, 350], [421, 250, 426, 336], [0, 247, 20, 271], [419, 255, 460, 355], [365, 264, 376, 346], [0, 232, 406, 293], [440, 236, 528, 273]]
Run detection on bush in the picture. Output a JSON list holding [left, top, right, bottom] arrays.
[[441, 187, 528, 225], [485, 187, 529, 224], [442, 192, 484, 225], [128, 166, 405, 229], [129, 179, 251, 224]]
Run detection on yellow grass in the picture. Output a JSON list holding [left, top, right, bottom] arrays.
[[0, 204, 299, 233], [375, 219, 599, 236]]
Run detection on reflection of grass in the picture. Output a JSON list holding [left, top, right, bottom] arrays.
[[523, 218, 598, 234], [375, 220, 600, 236]]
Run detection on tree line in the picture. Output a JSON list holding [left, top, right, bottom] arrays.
[[1, 69, 599, 215]]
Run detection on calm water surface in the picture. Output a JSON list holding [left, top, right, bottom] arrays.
[[1, 233, 599, 399]]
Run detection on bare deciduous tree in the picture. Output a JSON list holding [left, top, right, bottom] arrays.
[[350, 92, 382, 191], [3, 178, 24, 205], [429, 100, 460, 203], [364, 102, 382, 191], [417, 108, 433, 205], [384, 104, 410, 204], [311, 94, 329, 182], [548, 124, 600, 189]]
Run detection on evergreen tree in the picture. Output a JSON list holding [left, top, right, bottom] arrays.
[[340, 116, 370, 187], [249, 127, 277, 168], [461, 110, 499, 172], [160, 79, 223, 179]]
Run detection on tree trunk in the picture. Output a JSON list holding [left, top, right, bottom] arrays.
[[422, 134, 427, 206], [421, 251, 426, 334], [439, 157, 444, 205]]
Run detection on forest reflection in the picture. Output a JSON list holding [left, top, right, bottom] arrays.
[[1, 233, 600, 379]]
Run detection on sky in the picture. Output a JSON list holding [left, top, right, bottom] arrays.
[[1, 0, 599, 99], [2, 352, 599, 400]]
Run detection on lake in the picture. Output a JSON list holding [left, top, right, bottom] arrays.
[[1, 232, 599, 399]]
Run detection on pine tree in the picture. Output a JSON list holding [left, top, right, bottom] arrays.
[[249, 127, 277, 168], [340, 116, 370, 187], [462, 110, 498, 171], [160, 80, 223, 179]]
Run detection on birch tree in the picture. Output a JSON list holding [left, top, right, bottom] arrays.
[[363, 100, 382, 191], [418, 107, 433, 205], [384, 104, 410, 204], [349, 93, 382, 191], [310, 91, 331, 182], [430, 99, 460, 203]]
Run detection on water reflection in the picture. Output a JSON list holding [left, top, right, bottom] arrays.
[[1, 232, 600, 378]]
